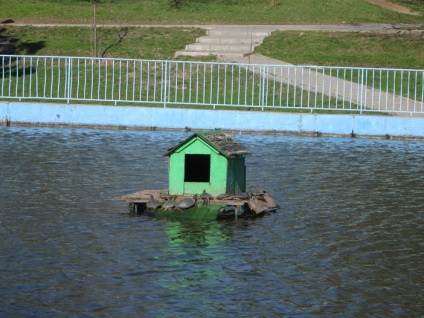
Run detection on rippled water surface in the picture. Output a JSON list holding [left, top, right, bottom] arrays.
[[1, 127, 423, 317]]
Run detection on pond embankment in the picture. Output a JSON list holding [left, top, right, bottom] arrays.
[[1, 101, 424, 140]]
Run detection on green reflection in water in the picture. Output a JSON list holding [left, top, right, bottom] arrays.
[[158, 220, 233, 294]]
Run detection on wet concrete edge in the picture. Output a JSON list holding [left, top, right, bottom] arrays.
[[1, 101, 424, 141]]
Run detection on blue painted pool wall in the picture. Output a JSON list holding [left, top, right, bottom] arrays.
[[1, 102, 424, 138]]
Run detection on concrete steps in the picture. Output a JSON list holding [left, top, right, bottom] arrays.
[[175, 28, 276, 58]]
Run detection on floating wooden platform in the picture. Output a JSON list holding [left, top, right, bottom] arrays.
[[117, 189, 279, 220]]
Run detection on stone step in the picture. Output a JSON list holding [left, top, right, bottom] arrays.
[[185, 43, 256, 52], [196, 36, 263, 45], [175, 27, 276, 58], [175, 50, 251, 58], [206, 30, 272, 37]]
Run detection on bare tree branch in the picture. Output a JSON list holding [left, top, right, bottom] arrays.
[[100, 27, 129, 58]]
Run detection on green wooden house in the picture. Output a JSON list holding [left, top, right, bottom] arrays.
[[164, 131, 250, 197]]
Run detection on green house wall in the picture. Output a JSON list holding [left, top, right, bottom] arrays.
[[168, 136, 246, 196], [226, 157, 246, 195]]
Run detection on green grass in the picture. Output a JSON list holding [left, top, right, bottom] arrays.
[[1, 0, 423, 67], [3, 26, 424, 69], [0, 0, 422, 25], [0, 26, 205, 60], [256, 31, 424, 69]]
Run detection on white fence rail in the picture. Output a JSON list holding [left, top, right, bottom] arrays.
[[1, 55, 423, 115]]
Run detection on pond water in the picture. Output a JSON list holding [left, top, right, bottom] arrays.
[[0, 127, 423, 317]]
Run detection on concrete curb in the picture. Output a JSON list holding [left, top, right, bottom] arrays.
[[2, 102, 424, 140]]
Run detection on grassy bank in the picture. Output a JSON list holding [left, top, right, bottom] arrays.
[[0, 26, 205, 60], [0, 0, 422, 116], [0, 0, 422, 25], [1, 0, 423, 67], [2, 26, 423, 70], [256, 31, 424, 69]]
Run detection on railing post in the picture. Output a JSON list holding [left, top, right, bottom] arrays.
[[67, 57, 72, 104], [163, 60, 168, 108], [259, 65, 264, 111], [359, 68, 364, 114], [262, 65, 266, 111]]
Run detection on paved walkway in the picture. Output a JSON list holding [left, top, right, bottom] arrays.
[[220, 54, 424, 117], [180, 23, 423, 117]]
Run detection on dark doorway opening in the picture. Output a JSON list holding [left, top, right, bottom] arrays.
[[184, 154, 210, 182]]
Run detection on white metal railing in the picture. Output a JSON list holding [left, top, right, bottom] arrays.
[[1, 55, 423, 115]]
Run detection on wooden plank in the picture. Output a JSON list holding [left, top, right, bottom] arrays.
[[117, 189, 167, 202], [247, 197, 269, 214], [118, 189, 279, 216], [262, 193, 278, 208]]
